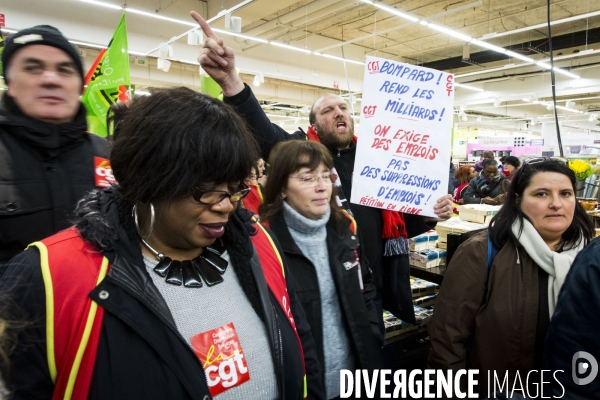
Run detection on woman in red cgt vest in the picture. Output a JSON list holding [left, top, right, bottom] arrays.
[[0, 87, 323, 400]]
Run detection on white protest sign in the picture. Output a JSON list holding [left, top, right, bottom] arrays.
[[350, 56, 454, 217]]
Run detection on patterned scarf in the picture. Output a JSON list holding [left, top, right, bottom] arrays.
[[305, 126, 408, 256], [475, 171, 504, 197]]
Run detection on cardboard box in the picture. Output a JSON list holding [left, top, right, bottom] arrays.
[[435, 217, 487, 242], [409, 230, 439, 251], [409, 249, 447, 269], [457, 204, 501, 225]]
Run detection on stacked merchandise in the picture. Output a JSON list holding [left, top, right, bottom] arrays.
[[383, 277, 439, 339], [409, 230, 438, 251], [435, 216, 487, 244], [408, 231, 446, 268], [456, 204, 501, 225], [409, 249, 447, 269], [410, 277, 439, 307]]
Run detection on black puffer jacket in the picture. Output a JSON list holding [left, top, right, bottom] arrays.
[[0, 188, 324, 400], [0, 94, 107, 263], [268, 211, 384, 388]]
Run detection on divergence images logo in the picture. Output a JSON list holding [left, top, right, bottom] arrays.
[[572, 351, 598, 386]]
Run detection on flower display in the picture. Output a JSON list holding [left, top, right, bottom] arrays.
[[569, 159, 593, 182]]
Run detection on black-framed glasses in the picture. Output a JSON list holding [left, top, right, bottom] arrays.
[[190, 183, 251, 205]]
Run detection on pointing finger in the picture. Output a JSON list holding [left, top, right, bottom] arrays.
[[190, 11, 220, 43]]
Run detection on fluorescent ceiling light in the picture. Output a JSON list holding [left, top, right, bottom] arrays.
[[372, 3, 419, 22], [470, 39, 507, 54], [125, 8, 197, 27], [70, 39, 146, 57], [212, 28, 269, 43], [69, 40, 106, 50], [505, 50, 535, 63], [553, 68, 580, 79], [319, 54, 365, 65], [536, 62, 580, 79], [79, 0, 122, 10], [269, 42, 312, 54], [264, 105, 300, 112], [428, 23, 472, 42], [482, 10, 600, 39], [455, 83, 484, 92], [536, 62, 551, 69]]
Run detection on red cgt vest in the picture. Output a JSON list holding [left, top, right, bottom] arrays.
[[29, 224, 307, 400]]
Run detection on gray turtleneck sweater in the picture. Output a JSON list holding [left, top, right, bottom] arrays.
[[282, 201, 355, 399]]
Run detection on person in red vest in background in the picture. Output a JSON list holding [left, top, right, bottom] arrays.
[[242, 162, 264, 218], [0, 87, 323, 400]]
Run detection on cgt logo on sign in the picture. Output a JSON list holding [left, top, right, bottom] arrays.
[[363, 105, 377, 118], [191, 322, 250, 397], [572, 351, 598, 386], [368, 61, 380, 74]]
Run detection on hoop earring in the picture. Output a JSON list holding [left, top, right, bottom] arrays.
[[132, 203, 155, 239]]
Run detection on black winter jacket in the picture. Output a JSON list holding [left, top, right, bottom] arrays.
[[225, 85, 433, 323], [0, 94, 107, 263], [268, 211, 384, 386], [462, 172, 509, 204], [0, 188, 324, 400]]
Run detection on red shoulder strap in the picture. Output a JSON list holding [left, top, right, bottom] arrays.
[[251, 222, 307, 399], [29, 227, 110, 400]]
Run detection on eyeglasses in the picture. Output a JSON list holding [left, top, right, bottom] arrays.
[[190, 183, 251, 205], [289, 173, 333, 187]]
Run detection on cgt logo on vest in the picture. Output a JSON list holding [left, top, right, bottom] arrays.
[[93, 156, 117, 188], [363, 105, 377, 118], [191, 322, 251, 397]]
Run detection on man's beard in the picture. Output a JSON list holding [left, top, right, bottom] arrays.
[[315, 120, 354, 150]]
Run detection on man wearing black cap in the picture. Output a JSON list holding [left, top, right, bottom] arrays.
[[0, 25, 107, 264]]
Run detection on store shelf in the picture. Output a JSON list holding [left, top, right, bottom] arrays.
[[410, 265, 446, 285]]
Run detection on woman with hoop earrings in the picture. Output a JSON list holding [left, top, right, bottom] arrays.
[[0, 88, 324, 400]]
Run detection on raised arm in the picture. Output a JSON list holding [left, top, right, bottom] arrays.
[[191, 11, 303, 158]]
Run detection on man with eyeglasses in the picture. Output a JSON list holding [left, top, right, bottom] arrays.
[[192, 11, 453, 326], [0, 25, 107, 264]]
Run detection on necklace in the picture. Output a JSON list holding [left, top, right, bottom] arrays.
[[141, 239, 228, 288]]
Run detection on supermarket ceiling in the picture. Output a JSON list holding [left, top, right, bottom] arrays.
[[3, 0, 600, 132]]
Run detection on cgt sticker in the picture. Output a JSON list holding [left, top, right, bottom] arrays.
[[94, 156, 117, 188], [191, 322, 250, 397]]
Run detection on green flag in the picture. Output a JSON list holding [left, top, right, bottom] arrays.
[[82, 14, 130, 137]]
